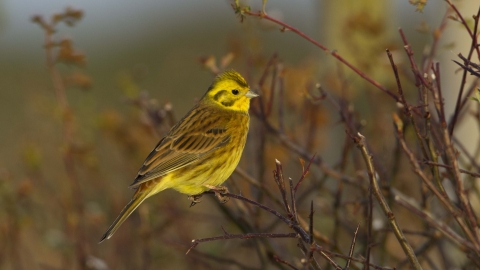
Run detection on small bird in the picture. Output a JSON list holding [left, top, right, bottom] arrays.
[[100, 70, 258, 242]]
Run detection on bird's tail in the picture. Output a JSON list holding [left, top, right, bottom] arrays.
[[99, 189, 150, 243]]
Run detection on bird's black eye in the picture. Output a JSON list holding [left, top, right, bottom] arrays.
[[232, 89, 239, 95]]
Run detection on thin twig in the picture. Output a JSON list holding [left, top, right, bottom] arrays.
[[188, 249, 259, 270], [232, 4, 400, 102], [453, 136, 480, 172], [289, 178, 298, 224], [200, 191, 311, 242], [386, 49, 431, 163], [236, 166, 335, 247], [447, 3, 480, 136], [187, 230, 297, 255], [351, 132, 422, 270], [393, 190, 476, 252], [423, 160, 480, 177], [273, 159, 292, 215], [273, 255, 299, 270], [433, 61, 480, 248], [306, 201, 315, 267], [399, 28, 431, 89], [262, 119, 363, 190], [394, 116, 480, 254], [315, 248, 343, 270], [453, 59, 480, 78], [397, 238, 438, 269], [345, 224, 360, 270], [294, 154, 316, 192], [322, 250, 395, 270]]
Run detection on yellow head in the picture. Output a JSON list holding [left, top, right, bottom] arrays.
[[202, 70, 259, 113]]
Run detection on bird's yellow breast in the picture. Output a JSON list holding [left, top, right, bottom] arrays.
[[151, 111, 250, 196]]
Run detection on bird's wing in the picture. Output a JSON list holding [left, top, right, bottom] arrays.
[[129, 107, 230, 188]]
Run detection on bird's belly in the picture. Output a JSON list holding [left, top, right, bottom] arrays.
[[167, 137, 246, 195]]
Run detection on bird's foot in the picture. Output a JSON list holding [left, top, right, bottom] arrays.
[[188, 194, 203, 207], [205, 185, 229, 204]]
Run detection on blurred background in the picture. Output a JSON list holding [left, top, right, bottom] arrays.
[[0, 0, 318, 172], [1, 0, 478, 269]]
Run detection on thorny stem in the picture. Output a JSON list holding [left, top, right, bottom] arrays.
[[200, 191, 311, 243], [386, 48, 446, 195], [294, 154, 315, 192], [188, 249, 258, 270], [321, 250, 395, 270], [397, 238, 438, 269], [212, 197, 270, 268], [453, 136, 480, 172], [445, 1, 480, 58], [187, 230, 297, 255], [394, 117, 480, 255], [189, 191, 337, 269], [273, 160, 292, 216], [393, 190, 476, 253], [368, 185, 374, 269], [351, 132, 422, 270], [399, 28, 432, 93], [233, 4, 400, 103], [317, 251, 342, 270], [447, 4, 480, 136], [192, 169, 358, 270], [397, 29, 449, 199], [423, 161, 480, 178], [236, 166, 335, 247], [306, 201, 315, 267], [345, 224, 360, 270], [273, 255, 299, 270], [422, 82, 445, 194], [262, 119, 363, 190], [386, 49, 430, 161], [288, 178, 298, 224], [432, 62, 480, 248]]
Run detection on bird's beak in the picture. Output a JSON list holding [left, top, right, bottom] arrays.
[[245, 90, 259, 98]]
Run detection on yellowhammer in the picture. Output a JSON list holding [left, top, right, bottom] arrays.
[[100, 70, 258, 242]]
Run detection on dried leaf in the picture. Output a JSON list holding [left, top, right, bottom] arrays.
[[409, 0, 427, 12]]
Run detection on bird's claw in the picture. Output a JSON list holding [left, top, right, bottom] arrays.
[[188, 194, 203, 207], [205, 185, 230, 204]]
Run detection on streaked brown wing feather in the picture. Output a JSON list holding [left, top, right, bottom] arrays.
[[129, 106, 230, 188]]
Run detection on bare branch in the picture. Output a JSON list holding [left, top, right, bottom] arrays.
[[345, 224, 360, 270], [187, 231, 297, 255], [351, 132, 422, 269]]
